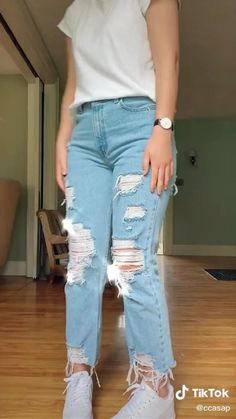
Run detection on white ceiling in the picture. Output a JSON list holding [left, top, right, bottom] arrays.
[[1, 0, 236, 118]]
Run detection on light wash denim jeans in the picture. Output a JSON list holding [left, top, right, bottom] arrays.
[[62, 96, 178, 389]]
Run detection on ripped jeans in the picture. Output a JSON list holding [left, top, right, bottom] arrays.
[[62, 96, 178, 391]]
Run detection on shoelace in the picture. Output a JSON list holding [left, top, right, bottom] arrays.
[[91, 367, 101, 388], [63, 373, 92, 407], [123, 381, 146, 398], [119, 381, 147, 417]]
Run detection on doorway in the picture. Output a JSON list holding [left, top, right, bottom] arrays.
[[0, 16, 45, 278]]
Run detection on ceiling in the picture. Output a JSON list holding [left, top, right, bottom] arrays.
[[24, 0, 72, 85], [1, 0, 236, 118]]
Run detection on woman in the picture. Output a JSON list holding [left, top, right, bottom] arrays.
[[56, 0, 180, 418]]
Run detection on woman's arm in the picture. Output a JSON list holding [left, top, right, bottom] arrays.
[[147, 0, 179, 119], [55, 37, 76, 192], [142, 0, 180, 195]]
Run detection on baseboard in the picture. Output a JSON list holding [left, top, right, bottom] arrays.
[[171, 245, 236, 257], [0, 261, 26, 276]]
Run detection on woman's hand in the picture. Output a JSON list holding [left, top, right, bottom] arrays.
[[55, 141, 68, 193], [142, 126, 174, 195]]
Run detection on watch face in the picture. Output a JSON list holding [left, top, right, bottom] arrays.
[[161, 118, 172, 129]]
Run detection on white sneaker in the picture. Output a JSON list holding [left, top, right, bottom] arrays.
[[111, 379, 175, 419], [62, 370, 93, 419]]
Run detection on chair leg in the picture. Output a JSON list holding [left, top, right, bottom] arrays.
[[49, 266, 66, 283], [49, 272, 55, 284]]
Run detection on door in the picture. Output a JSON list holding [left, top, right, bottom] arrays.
[[26, 77, 44, 278]]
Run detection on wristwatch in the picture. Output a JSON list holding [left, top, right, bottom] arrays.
[[154, 117, 174, 131]]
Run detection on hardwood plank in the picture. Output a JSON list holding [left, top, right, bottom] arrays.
[[0, 256, 236, 418]]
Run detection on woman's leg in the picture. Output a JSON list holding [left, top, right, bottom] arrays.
[[106, 97, 178, 395], [62, 104, 113, 379]]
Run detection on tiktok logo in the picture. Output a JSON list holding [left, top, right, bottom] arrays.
[[175, 385, 230, 400], [175, 384, 190, 400]]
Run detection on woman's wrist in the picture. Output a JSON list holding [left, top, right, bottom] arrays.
[[151, 124, 173, 140], [56, 135, 70, 145]]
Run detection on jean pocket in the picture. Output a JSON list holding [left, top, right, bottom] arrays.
[[119, 96, 156, 112]]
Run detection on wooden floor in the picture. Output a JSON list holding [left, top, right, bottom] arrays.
[[0, 256, 236, 419]]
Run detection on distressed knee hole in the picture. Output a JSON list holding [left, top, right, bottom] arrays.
[[124, 205, 147, 221], [111, 240, 145, 273], [107, 239, 144, 296], [62, 219, 96, 285], [113, 173, 143, 200]]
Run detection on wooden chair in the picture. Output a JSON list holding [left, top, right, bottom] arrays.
[[36, 209, 68, 282]]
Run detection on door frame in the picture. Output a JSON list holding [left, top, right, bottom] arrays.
[[27, 78, 59, 278], [26, 78, 43, 278], [0, 12, 59, 277]]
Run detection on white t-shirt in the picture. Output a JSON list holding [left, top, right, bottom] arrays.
[[57, 0, 180, 117]]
